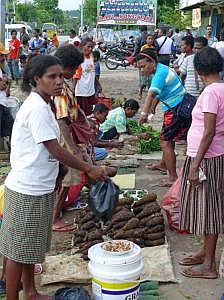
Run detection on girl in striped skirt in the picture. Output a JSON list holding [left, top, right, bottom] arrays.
[[178, 47, 224, 279]]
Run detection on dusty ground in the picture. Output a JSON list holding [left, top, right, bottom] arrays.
[[1, 64, 223, 299]]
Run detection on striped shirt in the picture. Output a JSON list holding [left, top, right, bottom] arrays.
[[180, 54, 204, 98], [149, 63, 186, 112]]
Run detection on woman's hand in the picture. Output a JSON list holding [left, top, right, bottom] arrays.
[[189, 166, 200, 187], [88, 166, 107, 181], [139, 114, 148, 125]]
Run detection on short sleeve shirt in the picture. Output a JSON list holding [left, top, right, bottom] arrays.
[[180, 54, 204, 98], [5, 92, 60, 195], [187, 83, 224, 158], [9, 38, 20, 59], [74, 56, 95, 97], [99, 107, 127, 134], [149, 63, 186, 112]]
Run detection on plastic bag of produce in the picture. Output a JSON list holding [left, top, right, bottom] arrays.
[[161, 171, 188, 234], [53, 287, 90, 300], [89, 178, 119, 222]]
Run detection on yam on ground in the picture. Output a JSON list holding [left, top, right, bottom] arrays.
[[112, 210, 134, 224], [80, 239, 103, 252], [144, 231, 165, 240], [80, 220, 96, 231], [114, 205, 131, 214], [118, 198, 134, 206], [133, 193, 157, 207], [113, 221, 127, 230], [122, 218, 139, 230], [73, 236, 84, 244], [146, 224, 165, 234], [128, 238, 145, 247], [136, 204, 161, 219], [132, 205, 144, 215], [144, 238, 165, 247], [146, 214, 164, 228], [114, 228, 145, 239], [75, 230, 87, 238], [87, 230, 102, 241], [79, 211, 95, 225]]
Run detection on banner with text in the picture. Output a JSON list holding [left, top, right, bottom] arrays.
[[97, 0, 157, 26]]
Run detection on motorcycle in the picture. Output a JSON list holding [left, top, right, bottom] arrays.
[[104, 45, 135, 70]]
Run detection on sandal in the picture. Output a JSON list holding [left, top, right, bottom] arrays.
[[52, 224, 77, 232], [179, 255, 204, 266], [146, 163, 167, 175], [181, 266, 218, 279]]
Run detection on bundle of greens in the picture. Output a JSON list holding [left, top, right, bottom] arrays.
[[127, 120, 161, 154]]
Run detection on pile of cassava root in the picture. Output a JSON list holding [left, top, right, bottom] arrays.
[[72, 208, 103, 260], [108, 193, 165, 247], [73, 193, 165, 260]]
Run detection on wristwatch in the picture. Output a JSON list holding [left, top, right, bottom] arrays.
[[140, 112, 148, 117]]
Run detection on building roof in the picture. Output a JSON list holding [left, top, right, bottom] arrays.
[[180, 0, 224, 10], [180, 0, 205, 10]]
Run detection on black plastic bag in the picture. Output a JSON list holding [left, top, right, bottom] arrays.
[[53, 287, 90, 300], [89, 178, 119, 222]]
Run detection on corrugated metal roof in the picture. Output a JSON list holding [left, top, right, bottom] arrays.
[[180, 0, 205, 10]]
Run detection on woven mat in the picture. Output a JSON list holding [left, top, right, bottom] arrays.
[[41, 241, 176, 286]]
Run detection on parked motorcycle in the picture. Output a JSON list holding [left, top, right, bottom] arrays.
[[104, 45, 135, 70]]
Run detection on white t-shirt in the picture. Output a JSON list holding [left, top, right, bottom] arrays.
[[75, 56, 95, 97], [157, 36, 174, 55], [5, 92, 60, 196]]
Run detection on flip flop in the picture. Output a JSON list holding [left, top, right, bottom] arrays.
[[181, 266, 218, 279], [146, 163, 167, 175], [179, 255, 204, 266], [52, 224, 77, 232]]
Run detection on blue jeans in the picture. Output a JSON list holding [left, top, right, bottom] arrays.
[[8, 59, 19, 80]]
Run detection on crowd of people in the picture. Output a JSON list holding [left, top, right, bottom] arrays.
[[0, 22, 223, 299]]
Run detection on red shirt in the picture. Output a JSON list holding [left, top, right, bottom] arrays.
[[9, 38, 20, 59]]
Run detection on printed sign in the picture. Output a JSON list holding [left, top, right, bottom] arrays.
[[192, 8, 201, 27], [97, 0, 157, 26]]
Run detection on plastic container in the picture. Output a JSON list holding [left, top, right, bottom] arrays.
[[88, 241, 143, 300]]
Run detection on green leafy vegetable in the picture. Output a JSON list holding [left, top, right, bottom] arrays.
[[127, 120, 161, 154]]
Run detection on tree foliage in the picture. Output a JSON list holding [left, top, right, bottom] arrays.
[[83, 0, 97, 26], [157, 0, 191, 29], [14, 0, 77, 32]]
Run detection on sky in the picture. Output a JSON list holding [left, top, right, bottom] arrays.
[[58, 0, 82, 11]]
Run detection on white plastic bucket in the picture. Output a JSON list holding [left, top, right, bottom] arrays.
[[88, 241, 143, 300]]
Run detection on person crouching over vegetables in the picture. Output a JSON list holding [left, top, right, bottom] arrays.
[[137, 48, 191, 187], [98, 99, 140, 140]]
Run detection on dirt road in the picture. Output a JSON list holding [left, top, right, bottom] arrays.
[[6, 64, 224, 299]]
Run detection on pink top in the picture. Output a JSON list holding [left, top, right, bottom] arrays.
[[187, 82, 224, 158]]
